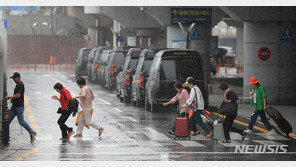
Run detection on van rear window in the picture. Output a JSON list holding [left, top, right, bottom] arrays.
[[112, 53, 125, 66], [160, 58, 203, 82], [128, 58, 139, 71]]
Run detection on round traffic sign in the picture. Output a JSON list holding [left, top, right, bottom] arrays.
[[258, 47, 271, 61]]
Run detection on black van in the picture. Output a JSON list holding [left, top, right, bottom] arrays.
[[98, 50, 113, 86], [131, 49, 159, 107], [90, 47, 105, 84], [116, 48, 142, 102], [105, 50, 128, 91], [75, 48, 91, 79], [145, 50, 207, 111], [87, 47, 99, 82]]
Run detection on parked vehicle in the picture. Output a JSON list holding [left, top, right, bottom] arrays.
[[116, 48, 142, 102], [145, 50, 208, 112], [75, 48, 91, 79], [87, 47, 99, 82], [91, 47, 106, 84], [131, 49, 159, 107], [98, 50, 113, 86], [105, 50, 128, 91]]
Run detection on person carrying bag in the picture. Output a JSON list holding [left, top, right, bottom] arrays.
[[218, 82, 246, 143]]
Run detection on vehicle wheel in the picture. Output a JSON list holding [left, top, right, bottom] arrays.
[[123, 95, 130, 103], [145, 98, 150, 111], [150, 102, 158, 112]]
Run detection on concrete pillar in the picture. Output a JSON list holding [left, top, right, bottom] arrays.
[[113, 20, 120, 47], [88, 27, 97, 47], [236, 25, 244, 65], [243, 21, 296, 104]]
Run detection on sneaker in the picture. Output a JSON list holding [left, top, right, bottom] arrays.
[[30, 132, 37, 143], [60, 137, 69, 140], [245, 129, 252, 133], [267, 129, 276, 136], [67, 130, 75, 138], [166, 131, 175, 135]]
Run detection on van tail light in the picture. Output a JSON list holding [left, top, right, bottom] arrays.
[[126, 70, 130, 85], [111, 64, 114, 76], [140, 72, 144, 88], [95, 63, 99, 71]]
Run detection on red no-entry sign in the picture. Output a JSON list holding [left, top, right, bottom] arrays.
[[258, 47, 271, 61]]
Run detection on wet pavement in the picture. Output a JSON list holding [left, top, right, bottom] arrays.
[[1, 68, 296, 161]]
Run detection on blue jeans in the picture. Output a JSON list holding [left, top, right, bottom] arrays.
[[248, 110, 273, 131], [8, 106, 34, 135]]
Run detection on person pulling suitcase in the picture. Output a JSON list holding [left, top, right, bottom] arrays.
[[182, 77, 213, 139], [163, 81, 199, 136], [246, 77, 276, 135]]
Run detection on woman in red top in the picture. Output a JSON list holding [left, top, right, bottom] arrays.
[[52, 83, 75, 140]]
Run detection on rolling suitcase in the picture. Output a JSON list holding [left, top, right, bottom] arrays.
[[175, 117, 189, 137], [266, 106, 292, 138], [213, 120, 225, 141]]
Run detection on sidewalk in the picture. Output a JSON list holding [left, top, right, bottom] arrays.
[[0, 74, 35, 160], [209, 94, 296, 134]]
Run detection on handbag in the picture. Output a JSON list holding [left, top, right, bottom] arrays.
[[218, 101, 237, 115]]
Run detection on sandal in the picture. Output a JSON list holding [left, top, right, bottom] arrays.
[[99, 127, 104, 137], [241, 132, 247, 141], [205, 131, 213, 139], [73, 134, 82, 137], [222, 140, 232, 143]]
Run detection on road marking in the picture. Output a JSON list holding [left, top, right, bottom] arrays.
[[177, 141, 206, 147], [99, 98, 111, 105], [14, 148, 39, 161], [128, 117, 137, 122], [24, 96, 39, 133], [212, 112, 269, 133], [15, 97, 39, 161], [145, 127, 158, 133], [115, 108, 123, 113]]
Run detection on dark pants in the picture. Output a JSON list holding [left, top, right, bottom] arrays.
[[223, 114, 244, 140], [173, 112, 197, 133], [57, 110, 72, 138], [189, 110, 210, 134], [248, 110, 273, 131]]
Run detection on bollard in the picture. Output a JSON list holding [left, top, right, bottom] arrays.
[[225, 63, 228, 75], [17, 61, 19, 70], [46, 62, 48, 72], [20, 61, 22, 71], [242, 64, 244, 74], [50, 64, 52, 71], [13, 61, 15, 70], [27, 63, 29, 71], [34, 62, 37, 71], [59, 63, 61, 72], [216, 65, 219, 74], [53, 64, 55, 72]]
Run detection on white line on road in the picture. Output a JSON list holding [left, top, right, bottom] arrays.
[[145, 127, 159, 133], [98, 98, 111, 105], [128, 117, 137, 122], [115, 108, 123, 113]]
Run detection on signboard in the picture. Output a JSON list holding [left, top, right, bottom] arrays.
[[2, 19, 7, 30], [258, 47, 271, 61], [117, 35, 124, 42], [172, 40, 186, 49], [281, 26, 294, 43], [171, 8, 211, 25], [191, 28, 201, 40]]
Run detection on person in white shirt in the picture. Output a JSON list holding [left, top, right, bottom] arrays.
[[182, 77, 212, 139]]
